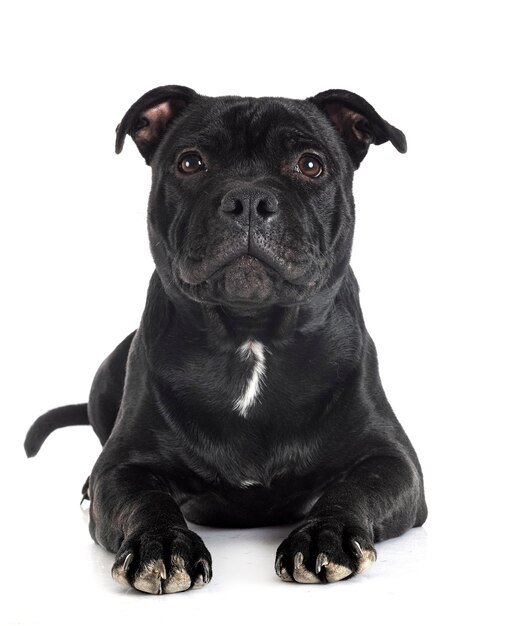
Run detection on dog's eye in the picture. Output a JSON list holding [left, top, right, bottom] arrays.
[[178, 153, 206, 174], [297, 154, 323, 178]]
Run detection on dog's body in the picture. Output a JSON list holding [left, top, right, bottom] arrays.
[[25, 86, 427, 593]]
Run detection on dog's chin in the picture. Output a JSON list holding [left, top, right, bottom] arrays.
[[214, 254, 276, 303], [175, 254, 317, 309]]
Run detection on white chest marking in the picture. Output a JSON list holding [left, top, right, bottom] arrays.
[[233, 339, 267, 417]]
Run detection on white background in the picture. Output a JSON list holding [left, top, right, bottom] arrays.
[[1, 1, 507, 624]]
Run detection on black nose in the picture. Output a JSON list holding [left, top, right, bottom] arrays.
[[219, 187, 279, 224]]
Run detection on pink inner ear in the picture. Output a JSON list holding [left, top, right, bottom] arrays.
[[135, 101, 173, 145], [323, 104, 372, 146]]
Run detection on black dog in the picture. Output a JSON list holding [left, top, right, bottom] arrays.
[[25, 85, 427, 594]]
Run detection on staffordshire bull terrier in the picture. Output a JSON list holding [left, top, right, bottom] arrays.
[[25, 85, 427, 594]]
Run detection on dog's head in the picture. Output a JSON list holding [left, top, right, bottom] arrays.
[[116, 86, 406, 310]]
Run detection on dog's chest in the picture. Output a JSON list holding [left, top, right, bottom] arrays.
[[154, 332, 344, 489], [167, 336, 276, 419], [163, 331, 341, 428]]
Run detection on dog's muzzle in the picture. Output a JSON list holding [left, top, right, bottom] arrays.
[[174, 185, 323, 306]]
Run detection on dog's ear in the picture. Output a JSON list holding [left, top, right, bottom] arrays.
[[115, 85, 197, 164], [309, 89, 407, 168]]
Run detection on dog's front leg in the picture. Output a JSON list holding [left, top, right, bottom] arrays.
[[89, 465, 211, 594], [275, 454, 427, 584]]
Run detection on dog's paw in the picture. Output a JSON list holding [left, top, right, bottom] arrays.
[[111, 527, 212, 594], [275, 518, 376, 584]]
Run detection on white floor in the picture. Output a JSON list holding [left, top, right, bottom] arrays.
[[1, 426, 504, 626]]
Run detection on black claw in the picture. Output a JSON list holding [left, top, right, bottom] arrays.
[[351, 540, 363, 558], [80, 477, 91, 508], [315, 553, 329, 574], [123, 553, 134, 572], [294, 552, 304, 569], [197, 558, 211, 584], [275, 553, 283, 576]]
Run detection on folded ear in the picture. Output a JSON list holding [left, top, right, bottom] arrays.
[[309, 89, 407, 168], [115, 85, 197, 164]]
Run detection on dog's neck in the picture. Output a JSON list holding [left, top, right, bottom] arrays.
[[203, 304, 300, 346], [143, 271, 345, 351]]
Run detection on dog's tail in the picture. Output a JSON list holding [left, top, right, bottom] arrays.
[[24, 404, 89, 457]]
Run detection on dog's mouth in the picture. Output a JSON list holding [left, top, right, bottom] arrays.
[[175, 253, 320, 307]]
